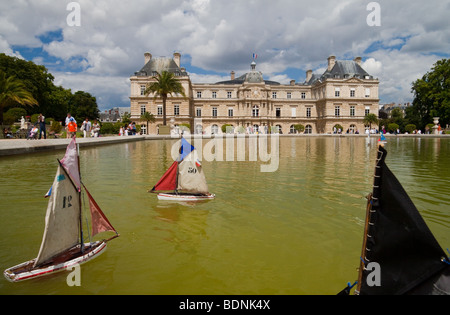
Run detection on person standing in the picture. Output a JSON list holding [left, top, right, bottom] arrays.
[[67, 117, 77, 138], [81, 118, 91, 138], [65, 113, 76, 138], [91, 119, 100, 137], [38, 114, 46, 139]]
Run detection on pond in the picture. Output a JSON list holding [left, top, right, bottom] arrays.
[[0, 136, 449, 294]]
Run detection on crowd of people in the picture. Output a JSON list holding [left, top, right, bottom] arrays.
[[64, 113, 100, 138], [119, 122, 137, 136]]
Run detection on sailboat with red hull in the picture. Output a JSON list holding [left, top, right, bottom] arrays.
[[4, 137, 119, 282], [150, 138, 215, 201]]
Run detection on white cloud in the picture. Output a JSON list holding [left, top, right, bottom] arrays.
[[0, 0, 448, 110]]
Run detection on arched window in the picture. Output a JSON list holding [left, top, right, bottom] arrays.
[[211, 124, 219, 135], [195, 124, 203, 134], [349, 124, 356, 134], [290, 125, 296, 134], [305, 125, 312, 134]]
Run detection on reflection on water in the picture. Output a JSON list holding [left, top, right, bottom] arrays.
[[0, 137, 448, 294]]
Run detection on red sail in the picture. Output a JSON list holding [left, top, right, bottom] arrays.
[[83, 185, 117, 237], [151, 161, 178, 192]]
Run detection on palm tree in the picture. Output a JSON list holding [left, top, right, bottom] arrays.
[[144, 71, 186, 126], [364, 113, 379, 130], [140, 111, 155, 135], [0, 71, 38, 124]]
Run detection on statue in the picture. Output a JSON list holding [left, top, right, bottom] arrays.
[[20, 116, 25, 129]]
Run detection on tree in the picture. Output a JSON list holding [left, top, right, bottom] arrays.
[[364, 113, 379, 130], [144, 71, 186, 125], [68, 91, 99, 123], [411, 59, 450, 129], [0, 53, 53, 117], [293, 124, 305, 133], [0, 71, 38, 124], [140, 111, 155, 135]]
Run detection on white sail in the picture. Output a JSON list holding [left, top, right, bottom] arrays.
[[177, 150, 209, 194], [34, 165, 80, 267]]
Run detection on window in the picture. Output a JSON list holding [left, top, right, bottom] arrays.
[[196, 108, 202, 117], [306, 107, 311, 118], [174, 104, 180, 116], [211, 124, 219, 135], [305, 125, 312, 134], [252, 106, 259, 117], [350, 105, 355, 117], [276, 108, 281, 118], [291, 107, 296, 117], [157, 105, 163, 116], [350, 88, 355, 97], [212, 91, 217, 99], [140, 104, 146, 116], [140, 124, 147, 135], [212, 107, 217, 117], [301, 92, 306, 99], [227, 91, 232, 99], [365, 88, 370, 98], [365, 106, 370, 116], [335, 88, 340, 97], [272, 92, 277, 99], [197, 91, 202, 98], [228, 108, 233, 117], [195, 124, 203, 134], [290, 125, 296, 134], [287, 92, 291, 99], [140, 85, 146, 96], [335, 106, 340, 117], [349, 124, 356, 133]]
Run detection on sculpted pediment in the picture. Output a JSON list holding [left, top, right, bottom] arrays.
[[345, 77, 363, 83]]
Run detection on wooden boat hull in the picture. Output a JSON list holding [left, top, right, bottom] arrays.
[[3, 241, 107, 282], [157, 193, 215, 201]]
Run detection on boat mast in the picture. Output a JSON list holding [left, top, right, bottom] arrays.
[[355, 144, 384, 294], [76, 141, 84, 253], [174, 138, 182, 195]]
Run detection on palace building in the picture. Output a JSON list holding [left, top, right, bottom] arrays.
[[130, 52, 379, 135]]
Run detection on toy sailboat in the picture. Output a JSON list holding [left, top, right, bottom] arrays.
[[4, 137, 119, 282], [338, 144, 449, 295], [150, 137, 215, 201]]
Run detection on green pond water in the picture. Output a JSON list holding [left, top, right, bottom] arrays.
[[0, 136, 449, 295]]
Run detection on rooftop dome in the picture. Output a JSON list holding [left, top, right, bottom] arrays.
[[215, 60, 280, 85]]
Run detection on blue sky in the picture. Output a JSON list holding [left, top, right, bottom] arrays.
[[1, 0, 449, 111]]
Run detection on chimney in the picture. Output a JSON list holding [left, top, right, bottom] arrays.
[[144, 52, 152, 64], [327, 55, 336, 71], [173, 52, 181, 67], [231, 71, 235, 80], [306, 70, 312, 82], [354, 56, 362, 66]]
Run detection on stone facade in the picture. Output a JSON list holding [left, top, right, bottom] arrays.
[[130, 53, 379, 135]]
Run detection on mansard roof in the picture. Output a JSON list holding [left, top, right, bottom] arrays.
[[302, 59, 374, 85], [134, 57, 187, 77], [325, 60, 371, 78]]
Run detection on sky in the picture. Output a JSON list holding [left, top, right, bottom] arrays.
[[1, 0, 449, 111]]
